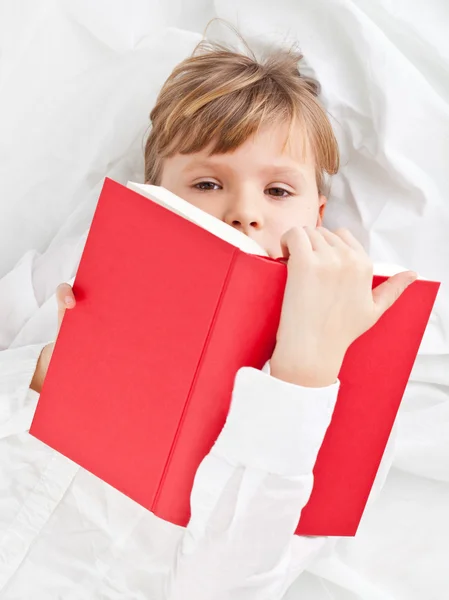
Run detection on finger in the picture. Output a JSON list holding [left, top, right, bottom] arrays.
[[372, 271, 418, 318], [332, 227, 366, 254], [303, 226, 333, 252], [316, 226, 348, 248], [279, 226, 313, 262], [56, 283, 75, 307], [56, 283, 75, 335]]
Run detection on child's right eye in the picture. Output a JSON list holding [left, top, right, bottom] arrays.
[[193, 181, 221, 191]]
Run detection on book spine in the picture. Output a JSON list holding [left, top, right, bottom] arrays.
[[152, 251, 286, 527]]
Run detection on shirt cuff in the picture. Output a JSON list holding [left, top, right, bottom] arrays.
[[211, 364, 340, 478], [0, 343, 48, 391], [0, 343, 51, 436]]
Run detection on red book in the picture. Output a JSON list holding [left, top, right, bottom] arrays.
[[29, 177, 440, 536]]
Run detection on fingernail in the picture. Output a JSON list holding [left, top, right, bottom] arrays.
[[65, 296, 74, 305], [407, 272, 418, 284]]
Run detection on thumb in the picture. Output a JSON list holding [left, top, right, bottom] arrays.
[[56, 283, 75, 336], [372, 270, 418, 318]]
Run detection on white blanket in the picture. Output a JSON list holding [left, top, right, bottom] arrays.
[[0, 1, 448, 597]]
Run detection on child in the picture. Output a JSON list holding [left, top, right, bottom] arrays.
[[1, 39, 416, 599]]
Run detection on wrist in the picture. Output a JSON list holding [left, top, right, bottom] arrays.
[[270, 349, 343, 388], [270, 364, 339, 388], [30, 343, 52, 393]]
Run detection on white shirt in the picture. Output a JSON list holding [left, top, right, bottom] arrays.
[[0, 232, 393, 599]]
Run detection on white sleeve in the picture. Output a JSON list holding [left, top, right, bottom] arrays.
[[0, 344, 47, 438], [0, 233, 86, 349], [0, 237, 84, 437], [0, 250, 49, 437], [165, 361, 340, 600], [0, 249, 41, 350]]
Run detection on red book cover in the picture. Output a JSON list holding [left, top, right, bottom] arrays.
[[29, 177, 440, 536]]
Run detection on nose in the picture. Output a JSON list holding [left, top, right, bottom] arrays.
[[223, 192, 264, 234]]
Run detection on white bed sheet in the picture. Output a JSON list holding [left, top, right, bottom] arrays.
[[0, 0, 448, 598]]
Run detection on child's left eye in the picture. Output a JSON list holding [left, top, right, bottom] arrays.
[[194, 181, 221, 191], [266, 187, 292, 198]]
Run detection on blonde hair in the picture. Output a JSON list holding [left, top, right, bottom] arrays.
[[144, 40, 339, 194]]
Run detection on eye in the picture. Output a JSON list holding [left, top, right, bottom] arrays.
[[265, 187, 293, 198], [193, 181, 221, 191]]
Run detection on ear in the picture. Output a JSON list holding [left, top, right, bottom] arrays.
[[316, 194, 327, 227]]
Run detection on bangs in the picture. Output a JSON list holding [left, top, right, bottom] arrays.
[[144, 43, 339, 192], [160, 78, 301, 158]]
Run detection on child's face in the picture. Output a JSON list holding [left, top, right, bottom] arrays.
[[159, 121, 327, 258]]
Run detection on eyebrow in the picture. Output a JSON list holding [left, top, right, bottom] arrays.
[[181, 160, 218, 173], [182, 161, 306, 183], [265, 166, 306, 183]]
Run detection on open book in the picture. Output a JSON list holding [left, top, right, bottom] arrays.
[[29, 177, 440, 536], [127, 181, 267, 256]]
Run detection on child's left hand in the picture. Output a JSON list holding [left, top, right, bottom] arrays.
[[270, 225, 417, 387]]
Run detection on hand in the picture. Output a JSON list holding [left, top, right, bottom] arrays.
[[270, 226, 417, 388], [30, 283, 76, 393]]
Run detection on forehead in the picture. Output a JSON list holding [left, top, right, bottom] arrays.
[[175, 120, 315, 174]]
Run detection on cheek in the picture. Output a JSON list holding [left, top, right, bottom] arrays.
[[159, 175, 189, 202], [278, 201, 318, 231], [269, 200, 319, 250], [159, 165, 176, 191], [159, 156, 187, 192]]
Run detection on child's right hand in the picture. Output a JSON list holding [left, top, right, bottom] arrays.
[[30, 283, 76, 393], [270, 225, 417, 388]]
